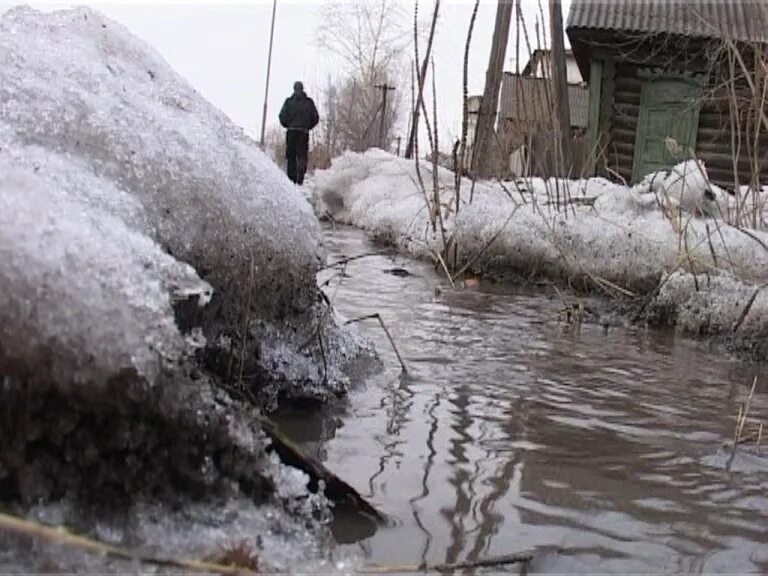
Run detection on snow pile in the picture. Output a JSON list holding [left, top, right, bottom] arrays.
[[314, 150, 768, 288], [313, 149, 461, 256], [0, 150, 210, 392], [0, 7, 373, 566], [313, 150, 768, 354], [648, 272, 768, 358], [0, 6, 372, 407], [1, 496, 352, 574]]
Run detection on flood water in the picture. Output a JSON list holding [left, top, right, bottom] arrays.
[[276, 225, 768, 574]]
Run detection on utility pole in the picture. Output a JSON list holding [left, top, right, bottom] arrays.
[[259, 0, 277, 148], [375, 83, 396, 150], [549, 0, 572, 174], [472, 0, 513, 178]]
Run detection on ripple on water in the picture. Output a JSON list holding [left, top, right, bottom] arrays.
[[283, 225, 768, 574]]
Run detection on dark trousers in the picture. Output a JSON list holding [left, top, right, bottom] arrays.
[[285, 130, 309, 184]]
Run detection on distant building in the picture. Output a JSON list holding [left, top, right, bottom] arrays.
[[496, 49, 590, 177], [567, 0, 768, 187], [498, 74, 589, 131], [522, 48, 584, 84]]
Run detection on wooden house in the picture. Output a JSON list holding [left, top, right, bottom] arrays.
[[567, 0, 768, 189], [498, 73, 589, 134], [521, 48, 584, 84], [497, 49, 590, 177]]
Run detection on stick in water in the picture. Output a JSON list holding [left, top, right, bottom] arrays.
[[362, 551, 534, 573], [345, 313, 408, 373]]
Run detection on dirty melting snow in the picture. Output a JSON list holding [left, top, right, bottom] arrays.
[[0, 147, 208, 390], [0, 6, 365, 572], [313, 150, 768, 356], [0, 5, 369, 407], [1, 495, 347, 574]]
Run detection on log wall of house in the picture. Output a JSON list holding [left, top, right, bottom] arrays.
[[605, 63, 639, 184], [696, 86, 768, 189], [585, 33, 768, 189]]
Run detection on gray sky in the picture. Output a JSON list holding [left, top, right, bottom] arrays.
[[1, 0, 572, 150]]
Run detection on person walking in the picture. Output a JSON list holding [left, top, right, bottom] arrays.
[[278, 81, 319, 185]]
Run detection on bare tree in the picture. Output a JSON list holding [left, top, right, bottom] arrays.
[[264, 125, 286, 166], [317, 0, 410, 82], [404, 0, 441, 159], [333, 70, 402, 151], [321, 76, 338, 154], [315, 0, 411, 155]]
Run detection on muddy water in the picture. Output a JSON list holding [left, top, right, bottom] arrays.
[[277, 225, 768, 574]]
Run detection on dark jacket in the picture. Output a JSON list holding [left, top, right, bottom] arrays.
[[279, 91, 319, 132]]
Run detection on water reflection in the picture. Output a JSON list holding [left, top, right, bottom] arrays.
[[274, 225, 768, 573]]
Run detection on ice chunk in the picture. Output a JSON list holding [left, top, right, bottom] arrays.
[[0, 0, 377, 524], [0, 495, 354, 574], [0, 6, 374, 407], [0, 11, 377, 571], [0, 160, 209, 389], [0, 5, 321, 326], [0, 157, 285, 519]]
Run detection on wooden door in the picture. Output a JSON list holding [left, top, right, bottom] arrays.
[[632, 77, 701, 182]]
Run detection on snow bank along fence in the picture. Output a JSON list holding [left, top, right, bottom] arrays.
[[312, 147, 768, 363]]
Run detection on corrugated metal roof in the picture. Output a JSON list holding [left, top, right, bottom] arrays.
[[566, 0, 768, 43], [498, 74, 589, 128]]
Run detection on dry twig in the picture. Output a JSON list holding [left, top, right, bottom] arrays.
[[361, 551, 534, 574], [345, 313, 408, 373], [728, 376, 760, 470], [0, 512, 259, 575]]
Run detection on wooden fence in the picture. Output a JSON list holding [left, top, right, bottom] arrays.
[[507, 131, 588, 179]]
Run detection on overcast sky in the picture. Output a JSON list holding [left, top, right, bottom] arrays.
[[1, 0, 572, 149]]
